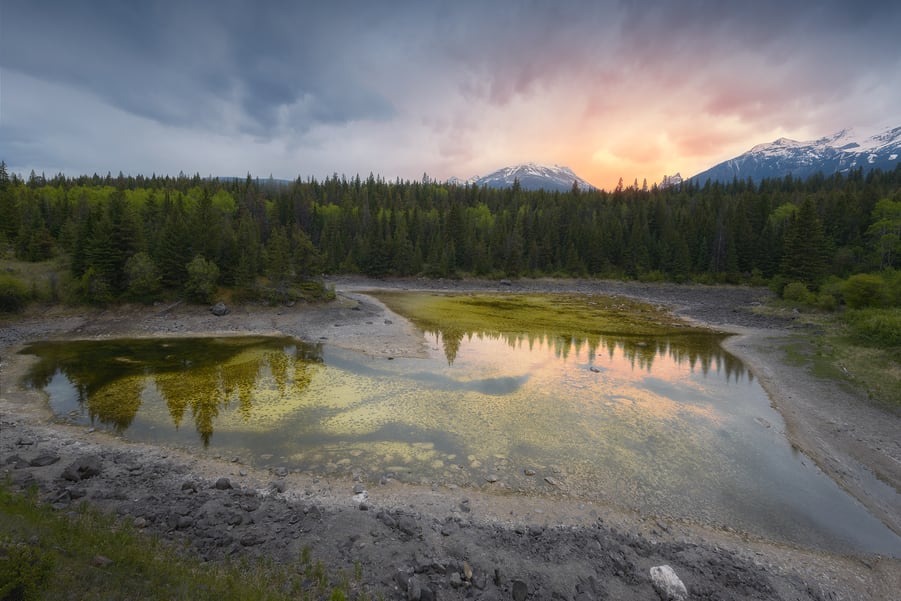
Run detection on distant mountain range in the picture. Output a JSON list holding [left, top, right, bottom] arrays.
[[449, 163, 596, 192], [691, 125, 901, 184]]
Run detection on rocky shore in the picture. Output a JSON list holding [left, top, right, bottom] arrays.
[[1, 277, 899, 600]]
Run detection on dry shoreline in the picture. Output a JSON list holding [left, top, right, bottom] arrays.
[[1, 276, 899, 600]]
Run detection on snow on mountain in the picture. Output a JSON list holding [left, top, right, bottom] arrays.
[[449, 163, 596, 192], [659, 173, 683, 188], [691, 125, 901, 184]]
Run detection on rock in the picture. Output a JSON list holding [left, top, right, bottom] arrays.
[[397, 515, 420, 537], [499, 279, 512, 286], [406, 577, 422, 600], [649, 565, 688, 601], [181, 480, 198, 493], [133, 517, 148, 528], [463, 561, 473, 581], [61, 456, 102, 481], [214, 477, 232, 490], [420, 587, 435, 601], [210, 302, 229, 316], [176, 516, 194, 530], [523, 468, 536, 476], [512, 579, 528, 601], [352, 483, 366, 494], [544, 476, 561, 487], [92, 555, 113, 567], [449, 572, 463, 588], [29, 453, 61, 467], [485, 474, 498, 483], [270, 480, 286, 493]]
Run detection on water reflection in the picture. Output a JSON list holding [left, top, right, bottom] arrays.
[[22, 337, 322, 446], [424, 325, 749, 383]]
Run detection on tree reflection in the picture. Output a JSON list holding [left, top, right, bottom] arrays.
[[420, 323, 746, 381], [21, 337, 323, 445]]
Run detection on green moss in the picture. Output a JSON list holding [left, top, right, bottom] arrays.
[[374, 291, 703, 339]]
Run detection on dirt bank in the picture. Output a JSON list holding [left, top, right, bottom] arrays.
[[1, 278, 899, 600]]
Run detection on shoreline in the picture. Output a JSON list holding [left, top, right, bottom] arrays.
[[2, 277, 899, 600]]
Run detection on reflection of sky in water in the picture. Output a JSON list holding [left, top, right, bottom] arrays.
[[23, 332, 901, 558]]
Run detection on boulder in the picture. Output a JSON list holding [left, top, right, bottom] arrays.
[[210, 302, 229, 316], [649, 565, 688, 601], [61, 456, 102, 481]]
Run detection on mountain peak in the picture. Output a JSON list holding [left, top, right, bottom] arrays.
[[450, 163, 596, 192], [692, 125, 901, 184]]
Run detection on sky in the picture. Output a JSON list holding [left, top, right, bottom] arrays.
[[2, 1, 900, 191]]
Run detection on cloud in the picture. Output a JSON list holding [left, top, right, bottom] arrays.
[[1, 0, 899, 190]]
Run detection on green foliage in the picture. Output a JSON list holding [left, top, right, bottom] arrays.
[[184, 255, 220, 303], [843, 273, 888, 309], [781, 281, 814, 304], [844, 308, 901, 347], [0, 272, 31, 312], [0, 539, 55, 600], [2, 165, 901, 300], [124, 252, 162, 302]]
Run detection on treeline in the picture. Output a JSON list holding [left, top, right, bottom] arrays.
[[0, 161, 900, 308]]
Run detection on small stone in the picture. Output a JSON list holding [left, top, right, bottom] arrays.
[[270, 480, 286, 493], [29, 453, 61, 467], [352, 483, 366, 494], [649, 565, 688, 601], [133, 517, 147, 528], [239, 469, 247, 477], [544, 476, 560, 487], [463, 561, 473, 581], [449, 572, 463, 588], [359, 502, 369, 511], [210, 302, 229, 316], [523, 468, 536, 476], [214, 477, 233, 490], [92, 555, 113, 568], [485, 474, 498, 483], [512, 579, 528, 601], [181, 481, 197, 492], [176, 516, 193, 530]]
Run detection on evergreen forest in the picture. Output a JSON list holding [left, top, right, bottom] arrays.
[[1, 162, 900, 311]]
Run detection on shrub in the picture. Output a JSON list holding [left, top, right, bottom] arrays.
[[845, 309, 901, 347], [844, 274, 888, 309], [782, 281, 814, 305], [125, 252, 162, 303], [0, 541, 55, 600], [816, 293, 838, 311], [184, 256, 220, 303], [0, 272, 30, 312]]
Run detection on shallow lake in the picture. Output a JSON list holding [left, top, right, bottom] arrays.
[[20, 292, 901, 557]]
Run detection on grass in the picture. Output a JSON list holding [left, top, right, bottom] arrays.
[[0, 484, 376, 601], [756, 303, 901, 410]]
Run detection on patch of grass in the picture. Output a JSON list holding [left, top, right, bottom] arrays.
[[373, 291, 702, 339], [0, 484, 371, 601], [0, 257, 68, 305], [767, 305, 901, 410]]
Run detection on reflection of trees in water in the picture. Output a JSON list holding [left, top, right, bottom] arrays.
[[21, 338, 322, 446], [424, 326, 747, 381]]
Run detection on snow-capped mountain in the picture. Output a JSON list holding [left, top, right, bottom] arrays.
[[659, 173, 683, 188], [450, 163, 596, 192], [691, 126, 901, 184]]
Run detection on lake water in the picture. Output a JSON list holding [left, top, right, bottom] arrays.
[[20, 298, 901, 557]]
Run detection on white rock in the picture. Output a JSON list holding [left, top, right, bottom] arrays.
[[649, 565, 688, 601]]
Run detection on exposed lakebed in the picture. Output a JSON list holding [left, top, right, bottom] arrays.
[[19, 292, 901, 557]]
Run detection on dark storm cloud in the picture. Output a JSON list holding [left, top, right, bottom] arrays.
[[1, 0, 397, 135]]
